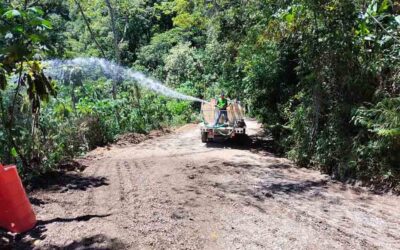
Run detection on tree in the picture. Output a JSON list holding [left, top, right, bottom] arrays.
[[0, 2, 56, 169]]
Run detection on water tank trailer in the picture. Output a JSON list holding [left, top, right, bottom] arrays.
[[200, 99, 246, 142]]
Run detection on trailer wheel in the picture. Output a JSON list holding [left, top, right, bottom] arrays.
[[201, 132, 208, 143]]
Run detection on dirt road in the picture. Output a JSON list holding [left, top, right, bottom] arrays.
[[12, 120, 400, 249]]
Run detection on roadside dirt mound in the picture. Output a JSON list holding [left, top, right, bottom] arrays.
[[115, 129, 171, 147], [115, 133, 148, 145]]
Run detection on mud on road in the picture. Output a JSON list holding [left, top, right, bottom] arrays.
[[9, 121, 400, 249]]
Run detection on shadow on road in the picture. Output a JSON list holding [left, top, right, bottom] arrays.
[[49, 234, 126, 250], [37, 214, 112, 226], [264, 180, 328, 195], [205, 133, 276, 156], [1, 214, 112, 250], [29, 171, 109, 192], [197, 159, 331, 214], [29, 197, 47, 206]]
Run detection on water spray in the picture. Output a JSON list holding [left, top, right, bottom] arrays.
[[43, 57, 206, 103]]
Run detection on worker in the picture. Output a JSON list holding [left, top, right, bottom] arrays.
[[214, 92, 229, 126]]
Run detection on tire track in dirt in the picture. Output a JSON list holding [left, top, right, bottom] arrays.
[[111, 160, 142, 245], [82, 157, 113, 215], [122, 160, 138, 199], [83, 161, 102, 213], [117, 160, 139, 215], [116, 161, 126, 204]]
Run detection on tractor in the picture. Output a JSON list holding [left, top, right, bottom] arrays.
[[200, 99, 246, 143]]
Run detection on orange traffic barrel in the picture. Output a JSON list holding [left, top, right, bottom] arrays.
[[0, 164, 37, 233]]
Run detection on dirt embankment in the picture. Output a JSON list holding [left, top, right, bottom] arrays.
[[2, 120, 400, 249]]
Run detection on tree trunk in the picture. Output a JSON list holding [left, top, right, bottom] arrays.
[[104, 0, 120, 64], [74, 0, 106, 58], [104, 0, 124, 128], [104, 0, 120, 100]]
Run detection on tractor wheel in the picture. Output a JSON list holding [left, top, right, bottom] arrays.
[[201, 132, 208, 143], [235, 133, 247, 145]]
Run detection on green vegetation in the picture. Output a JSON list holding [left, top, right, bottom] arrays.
[[1, 0, 399, 189]]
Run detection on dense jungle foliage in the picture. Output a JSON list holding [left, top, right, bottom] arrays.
[[0, 0, 399, 189]]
